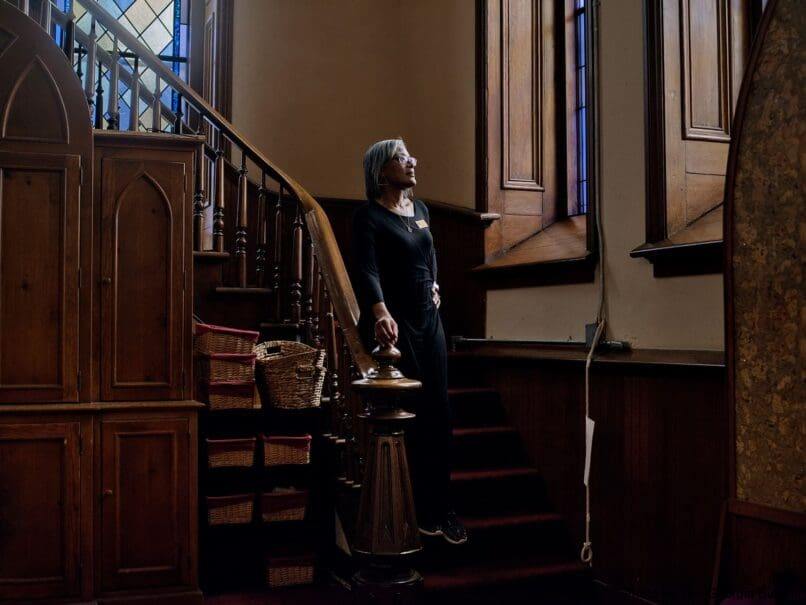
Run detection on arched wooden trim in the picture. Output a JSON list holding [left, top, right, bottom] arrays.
[[114, 170, 176, 226], [1, 56, 69, 142], [0, 26, 18, 60]]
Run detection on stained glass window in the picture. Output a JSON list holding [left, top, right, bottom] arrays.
[[61, 0, 189, 131]]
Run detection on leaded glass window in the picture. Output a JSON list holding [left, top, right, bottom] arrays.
[[59, 0, 189, 131]]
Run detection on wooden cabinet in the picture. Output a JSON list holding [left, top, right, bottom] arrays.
[[0, 418, 89, 601], [0, 404, 200, 604], [96, 135, 195, 402], [0, 152, 81, 403], [100, 415, 193, 593]]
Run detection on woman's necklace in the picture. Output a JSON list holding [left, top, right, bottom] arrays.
[[398, 213, 413, 233]]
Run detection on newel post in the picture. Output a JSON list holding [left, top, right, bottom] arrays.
[[351, 345, 423, 604]]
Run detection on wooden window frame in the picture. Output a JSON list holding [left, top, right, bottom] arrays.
[[632, 0, 766, 277], [474, 0, 599, 288]]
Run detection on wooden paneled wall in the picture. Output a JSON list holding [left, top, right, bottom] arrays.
[[452, 345, 729, 604]]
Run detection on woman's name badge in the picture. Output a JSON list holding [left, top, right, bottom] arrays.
[[415, 219, 429, 229]]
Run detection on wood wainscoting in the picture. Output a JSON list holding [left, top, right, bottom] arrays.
[[451, 342, 729, 604]]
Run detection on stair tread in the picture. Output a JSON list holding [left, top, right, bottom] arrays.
[[193, 250, 230, 262], [460, 511, 564, 529], [451, 466, 539, 481], [214, 286, 273, 295], [453, 425, 515, 437], [424, 558, 586, 591]]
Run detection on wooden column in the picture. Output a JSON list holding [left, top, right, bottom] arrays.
[[290, 203, 303, 323], [255, 173, 268, 287], [351, 346, 423, 604], [212, 146, 226, 253], [235, 152, 248, 287], [193, 147, 206, 251]]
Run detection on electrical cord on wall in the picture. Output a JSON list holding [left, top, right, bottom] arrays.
[[580, 0, 604, 567]]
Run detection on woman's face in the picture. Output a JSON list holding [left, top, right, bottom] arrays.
[[380, 145, 417, 191]]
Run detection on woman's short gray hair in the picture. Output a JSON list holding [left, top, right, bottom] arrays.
[[363, 138, 412, 200]]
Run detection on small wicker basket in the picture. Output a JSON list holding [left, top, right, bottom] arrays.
[[195, 323, 259, 355], [261, 488, 308, 523], [261, 434, 312, 466], [206, 437, 257, 468], [255, 341, 325, 409], [197, 380, 256, 410], [197, 353, 256, 382], [265, 555, 315, 587], [207, 494, 254, 525]]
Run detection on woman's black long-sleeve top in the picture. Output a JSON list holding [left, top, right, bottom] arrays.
[[352, 198, 437, 330]]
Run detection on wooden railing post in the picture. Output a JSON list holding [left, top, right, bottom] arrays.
[[94, 59, 104, 128], [63, 11, 75, 63], [128, 56, 140, 131], [106, 37, 120, 129], [193, 146, 206, 251], [272, 185, 284, 320], [213, 146, 226, 253], [290, 203, 303, 323], [235, 151, 249, 288], [351, 345, 423, 604], [84, 19, 96, 111], [151, 74, 161, 132], [256, 172, 268, 287]]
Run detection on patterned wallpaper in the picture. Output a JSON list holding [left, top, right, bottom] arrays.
[[731, 0, 805, 513]]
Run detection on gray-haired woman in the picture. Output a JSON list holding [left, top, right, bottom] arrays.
[[351, 138, 467, 545]]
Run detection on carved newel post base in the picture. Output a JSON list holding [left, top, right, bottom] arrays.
[[351, 345, 423, 605]]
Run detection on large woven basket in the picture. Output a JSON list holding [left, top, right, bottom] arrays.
[[261, 434, 312, 466], [255, 341, 325, 409], [207, 437, 257, 468], [207, 494, 254, 525], [197, 380, 256, 410], [261, 488, 308, 523], [197, 353, 256, 382], [265, 555, 315, 587], [195, 323, 259, 355]]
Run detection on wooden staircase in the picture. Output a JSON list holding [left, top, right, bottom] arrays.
[[416, 383, 593, 603]]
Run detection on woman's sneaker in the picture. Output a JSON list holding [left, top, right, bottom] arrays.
[[441, 511, 468, 545]]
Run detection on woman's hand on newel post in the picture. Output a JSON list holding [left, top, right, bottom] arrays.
[[372, 302, 398, 346]]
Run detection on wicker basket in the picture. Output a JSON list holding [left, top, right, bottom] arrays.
[[197, 353, 256, 382], [261, 488, 308, 523], [195, 323, 259, 355], [265, 556, 315, 587], [254, 341, 325, 409], [260, 434, 312, 466], [207, 437, 257, 468], [207, 494, 254, 525], [197, 380, 256, 410]]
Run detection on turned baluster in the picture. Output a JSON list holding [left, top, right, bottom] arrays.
[[107, 37, 120, 129], [94, 60, 104, 128], [235, 152, 249, 288], [74, 43, 83, 83], [84, 19, 97, 112], [151, 75, 161, 132], [174, 93, 184, 134], [290, 203, 304, 323], [63, 11, 75, 63], [303, 234, 315, 341], [255, 172, 268, 287], [341, 333, 358, 487], [325, 296, 343, 453], [20, 0, 29, 16], [272, 185, 284, 320], [40, 0, 51, 33], [212, 146, 226, 253], [310, 261, 322, 347], [128, 56, 140, 131], [193, 146, 206, 251]]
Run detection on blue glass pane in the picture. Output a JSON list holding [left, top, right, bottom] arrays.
[[115, 0, 136, 10]]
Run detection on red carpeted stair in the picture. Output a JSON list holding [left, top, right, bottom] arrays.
[[416, 384, 593, 603]]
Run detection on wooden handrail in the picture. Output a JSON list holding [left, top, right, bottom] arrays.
[[69, 0, 376, 376]]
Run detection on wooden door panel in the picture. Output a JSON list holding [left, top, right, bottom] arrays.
[[0, 152, 79, 402], [101, 417, 190, 592], [0, 422, 81, 600], [101, 158, 185, 401]]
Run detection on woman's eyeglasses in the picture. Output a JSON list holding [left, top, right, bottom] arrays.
[[394, 154, 417, 167]]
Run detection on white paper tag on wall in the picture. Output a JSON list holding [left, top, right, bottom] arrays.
[[584, 417, 595, 487]]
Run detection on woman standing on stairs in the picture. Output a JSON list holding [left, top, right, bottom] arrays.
[[352, 138, 467, 545]]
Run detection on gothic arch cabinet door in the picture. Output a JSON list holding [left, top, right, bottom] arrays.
[[0, 418, 90, 601], [99, 413, 195, 594], [100, 155, 187, 401], [0, 152, 80, 402]]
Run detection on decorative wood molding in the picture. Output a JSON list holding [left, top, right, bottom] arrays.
[[680, 0, 732, 142], [501, 0, 544, 191]]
